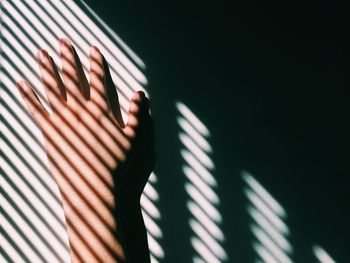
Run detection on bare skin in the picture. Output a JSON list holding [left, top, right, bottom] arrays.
[[17, 39, 155, 263]]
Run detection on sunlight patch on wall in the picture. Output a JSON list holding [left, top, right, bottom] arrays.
[[313, 245, 336, 263], [1, 0, 162, 262], [177, 101, 228, 263], [242, 171, 293, 263], [141, 172, 165, 263]]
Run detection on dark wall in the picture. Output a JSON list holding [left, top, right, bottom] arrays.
[[85, 1, 349, 261]]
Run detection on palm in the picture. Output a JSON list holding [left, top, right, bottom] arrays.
[[18, 39, 154, 263]]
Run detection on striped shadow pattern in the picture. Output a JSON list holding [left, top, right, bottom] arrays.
[[176, 101, 228, 263], [0, 0, 163, 262], [242, 171, 294, 263], [141, 173, 164, 263]]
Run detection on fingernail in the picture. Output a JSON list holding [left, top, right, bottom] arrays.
[[37, 49, 48, 61], [90, 45, 100, 56], [133, 93, 141, 102], [59, 38, 71, 47], [17, 81, 28, 91], [136, 90, 146, 101]]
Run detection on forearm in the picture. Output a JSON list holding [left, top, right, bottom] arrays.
[[59, 186, 127, 263], [118, 195, 150, 263]]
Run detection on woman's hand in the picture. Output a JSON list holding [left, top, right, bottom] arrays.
[[17, 38, 155, 263]]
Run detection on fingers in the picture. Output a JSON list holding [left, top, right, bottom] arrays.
[[37, 49, 65, 112], [89, 46, 108, 112], [103, 57, 125, 128], [73, 45, 90, 100], [89, 47, 125, 127], [59, 38, 87, 103], [32, 40, 125, 130], [17, 81, 49, 125]]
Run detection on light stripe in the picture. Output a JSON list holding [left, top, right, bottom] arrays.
[[150, 254, 160, 263], [5, 0, 130, 113], [176, 101, 210, 136], [185, 183, 222, 223], [183, 165, 219, 204], [147, 233, 165, 258], [193, 256, 206, 263], [48, 0, 145, 93], [2, 1, 163, 262], [143, 182, 160, 201], [141, 193, 161, 219], [191, 237, 220, 263], [190, 219, 227, 260], [181, 149, 217, 187], [179, 132, 214, 169], [1, 153, 65, 234], [1, 197, 58, 262], [0, 233, 25, 263], [245, 188, 289, 235], [242, 171, 287, 217], [72, 0, 147, 73], [35, 0, 138, 103], [187, 201, 224, 241], [253, 242, 278, 263], [142, 210, 163, 238], [248, 206, 292, 253], [251, 224, 293, 263], [177, 117, 212, 152], [313, 245, 336, 263], [1, 174, 68, 259], [1, 214, 42, 263]]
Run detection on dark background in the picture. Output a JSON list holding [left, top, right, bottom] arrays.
[[85, 1, 348, 261]]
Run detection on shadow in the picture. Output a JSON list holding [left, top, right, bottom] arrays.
[[0, 223, 31, 263], [2, 176, 66, 262], [19, 48, 152, 262], [19, 0, 135, 111], [1, 1, 163, 262], [43, 0, 144, 91], [2, 191, 52, 262]]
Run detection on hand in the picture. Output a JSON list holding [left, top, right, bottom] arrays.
[[17, 38, 155, 263]]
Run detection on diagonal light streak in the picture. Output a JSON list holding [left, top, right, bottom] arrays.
[[1, 212, 40, 263], [185, 183, 222, 223], [46, 0, 145, 94], [243, 171, 286, 218], [1, 1, 163, 262], [251, 224, 293, 263], [0, 231, 25, 263], [191, 237, 221, 263], [70, 0, 147, 75], [176, 102, 210, 136], [248, 206, 292, 253], [313, 245, 337, 263], [253, 242, 278, 263], [183, 166, 219, 204], [179, 133, 214, 169], [188, 201, 224, 241], [177, 117, 212, 153], [1, 172, 68, 260], [245, 188, 289, 235], [178, 102, 227, 262], [190, 219, 226, 258], [1, 193, 60, 262], [142, 172, 165, 262], [181, 149, 217, 187], [243, 171, 293, 263]]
